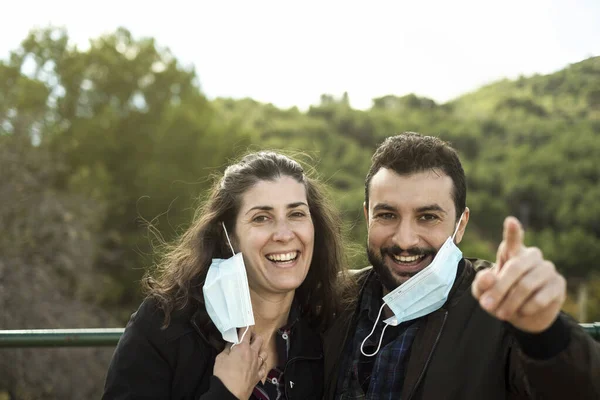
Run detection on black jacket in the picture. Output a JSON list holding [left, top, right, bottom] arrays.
[[324, 259, 600, 400], [102, 298, 324, 400]]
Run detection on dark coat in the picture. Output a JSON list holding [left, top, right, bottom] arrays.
[[324, 259, 600, 399], [102, 297, 324, 400]]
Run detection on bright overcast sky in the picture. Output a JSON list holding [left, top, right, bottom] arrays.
[[2, 0, 599, 110]]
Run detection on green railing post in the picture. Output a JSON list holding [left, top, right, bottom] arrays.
[[0, 328, 125, 348]]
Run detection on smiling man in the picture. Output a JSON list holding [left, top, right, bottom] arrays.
[[324, 132, 600, 399]]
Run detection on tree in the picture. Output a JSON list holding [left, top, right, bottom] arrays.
[[3, 27, 251, 312]]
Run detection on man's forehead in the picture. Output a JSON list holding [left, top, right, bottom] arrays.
[[369, 168, 454, 209]]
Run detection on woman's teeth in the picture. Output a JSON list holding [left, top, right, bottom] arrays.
[[392, 254, 424, 263], [266, 251, 298, 263]]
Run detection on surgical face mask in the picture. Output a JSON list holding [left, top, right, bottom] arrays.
[[361, 212, 465, 357], [203, 222, 255, 346]]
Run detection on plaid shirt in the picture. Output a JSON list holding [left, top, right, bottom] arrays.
[[251, 304, 300, 400], [336, 273, 421, 400]]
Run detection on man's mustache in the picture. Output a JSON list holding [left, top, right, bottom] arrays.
[[382, 245, 436, 258]]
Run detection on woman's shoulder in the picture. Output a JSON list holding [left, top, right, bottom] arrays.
[[127, 297, 198, 344]]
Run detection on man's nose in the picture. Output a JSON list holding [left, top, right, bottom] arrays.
[[392, 220, 420, 251]]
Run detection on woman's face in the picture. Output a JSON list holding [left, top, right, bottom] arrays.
[[233, 176, 315, 298]]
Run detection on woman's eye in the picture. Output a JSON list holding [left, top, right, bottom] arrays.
[[290, 211, 306, 218], [252, 215, 269, 223]]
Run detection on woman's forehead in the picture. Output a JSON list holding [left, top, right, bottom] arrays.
[[239, 176, 308, 212]]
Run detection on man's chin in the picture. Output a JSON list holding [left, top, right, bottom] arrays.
[[385, 271, 414, 292], [394, 272, 414, 284], [368, 249, 419, 292], [371, 265, 403, 293], [380, 259, 432, 292]]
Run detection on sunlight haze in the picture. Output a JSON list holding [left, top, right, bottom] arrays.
[[3, 0, 599, 109]]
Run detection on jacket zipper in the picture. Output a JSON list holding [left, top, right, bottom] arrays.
[[283, 354, 323, 399], [406, 310, 448, 400]]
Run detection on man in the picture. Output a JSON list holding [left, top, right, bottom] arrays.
[[324, 132, 600, 399]]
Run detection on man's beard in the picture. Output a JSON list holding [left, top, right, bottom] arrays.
[[367, 243, 436, 293]]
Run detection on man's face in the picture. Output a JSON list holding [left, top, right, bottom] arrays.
[[365, 168, 469, 294]]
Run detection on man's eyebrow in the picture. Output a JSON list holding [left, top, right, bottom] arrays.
[[245, 202, 308, 215], [372, 203, 397, 212], [415, 204, 447, 214]]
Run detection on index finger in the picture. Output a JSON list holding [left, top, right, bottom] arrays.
[[503, 216, 524, 257], [497, 217, 524, 269]]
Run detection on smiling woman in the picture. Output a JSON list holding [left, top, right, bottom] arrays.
[[235, 176, 315, 297], [102, 151, 349, 400]]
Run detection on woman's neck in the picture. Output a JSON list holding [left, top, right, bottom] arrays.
[[250, 290, 295, 340]]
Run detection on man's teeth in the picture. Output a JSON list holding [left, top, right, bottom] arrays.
[[392, 254, 424, 263], [266, 252, 298, 262]]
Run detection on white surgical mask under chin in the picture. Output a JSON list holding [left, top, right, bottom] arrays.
[[360, 212, 465, 357], [203, 222, 252, 348]]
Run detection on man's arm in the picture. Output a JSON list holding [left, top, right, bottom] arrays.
[[472, 216, 600, 398], [508, 313, 600, 397]]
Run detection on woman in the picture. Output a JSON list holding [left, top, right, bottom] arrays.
[[102, 151, 347, 399]]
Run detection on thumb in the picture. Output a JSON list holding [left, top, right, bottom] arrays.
[[496, 216, 524, 269]]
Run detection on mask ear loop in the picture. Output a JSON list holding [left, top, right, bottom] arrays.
[[220, 222, 249, 349], [451, 211, 464, 241], [231, 326, 250, 349], [221, 222, 236, 256], [360, 303, 390, 357]]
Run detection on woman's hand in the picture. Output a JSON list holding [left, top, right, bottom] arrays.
[[213, 329, 268, 399]]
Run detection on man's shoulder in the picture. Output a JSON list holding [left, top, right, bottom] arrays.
[[347, 266, 373, 289], [464, 257, 495, 272], [348, 266, 373, 277]]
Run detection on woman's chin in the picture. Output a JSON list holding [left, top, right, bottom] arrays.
[[260, 277, 305, 296]]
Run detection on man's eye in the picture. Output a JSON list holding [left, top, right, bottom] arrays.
[[419, 214, 438, 221], [376, 213, 395, 220]]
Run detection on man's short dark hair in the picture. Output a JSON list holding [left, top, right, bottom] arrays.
[[365, 132, 466, 220]]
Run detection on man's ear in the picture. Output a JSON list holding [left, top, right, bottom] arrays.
[[363, 201, 369, 224], [455, 207, 470, 244]]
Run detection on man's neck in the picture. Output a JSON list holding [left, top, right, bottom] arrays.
[[381, 285, 394, 320]]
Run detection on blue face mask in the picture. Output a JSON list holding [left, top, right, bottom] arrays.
[[361, 213, 465, 357], [203, 223, 255, 346]]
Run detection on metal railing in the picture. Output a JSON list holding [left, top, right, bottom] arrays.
[[0, 328, 124, 348], [0, 323, 599, 348]]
